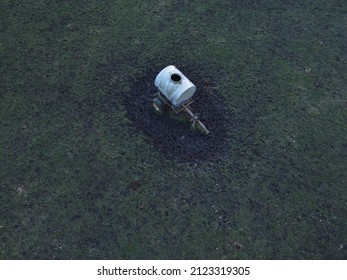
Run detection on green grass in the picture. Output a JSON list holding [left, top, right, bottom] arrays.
[[1, 0, 346, 259]]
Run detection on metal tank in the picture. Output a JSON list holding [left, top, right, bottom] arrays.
[[154, 65, 196, 107]]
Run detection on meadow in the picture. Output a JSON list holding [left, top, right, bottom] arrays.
[[0, 0, 346, 259]]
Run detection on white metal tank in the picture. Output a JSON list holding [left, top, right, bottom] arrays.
[[154, 65, 196, 107]]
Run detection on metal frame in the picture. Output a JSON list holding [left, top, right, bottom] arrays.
[[154, 91, 193, 113], [154, 91, 209, 134]]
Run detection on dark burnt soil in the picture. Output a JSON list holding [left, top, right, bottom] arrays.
[[123, 67, 232, 162]]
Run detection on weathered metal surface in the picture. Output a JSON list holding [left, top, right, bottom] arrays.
[[154, 65, 196, 107]]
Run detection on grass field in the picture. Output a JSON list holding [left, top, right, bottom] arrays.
[[1, 0, 346, 259]]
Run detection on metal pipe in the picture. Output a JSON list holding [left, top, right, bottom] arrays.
[[183, 106, 209, 135]]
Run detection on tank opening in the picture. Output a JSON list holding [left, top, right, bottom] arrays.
[[171, 73, 181, 82]]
